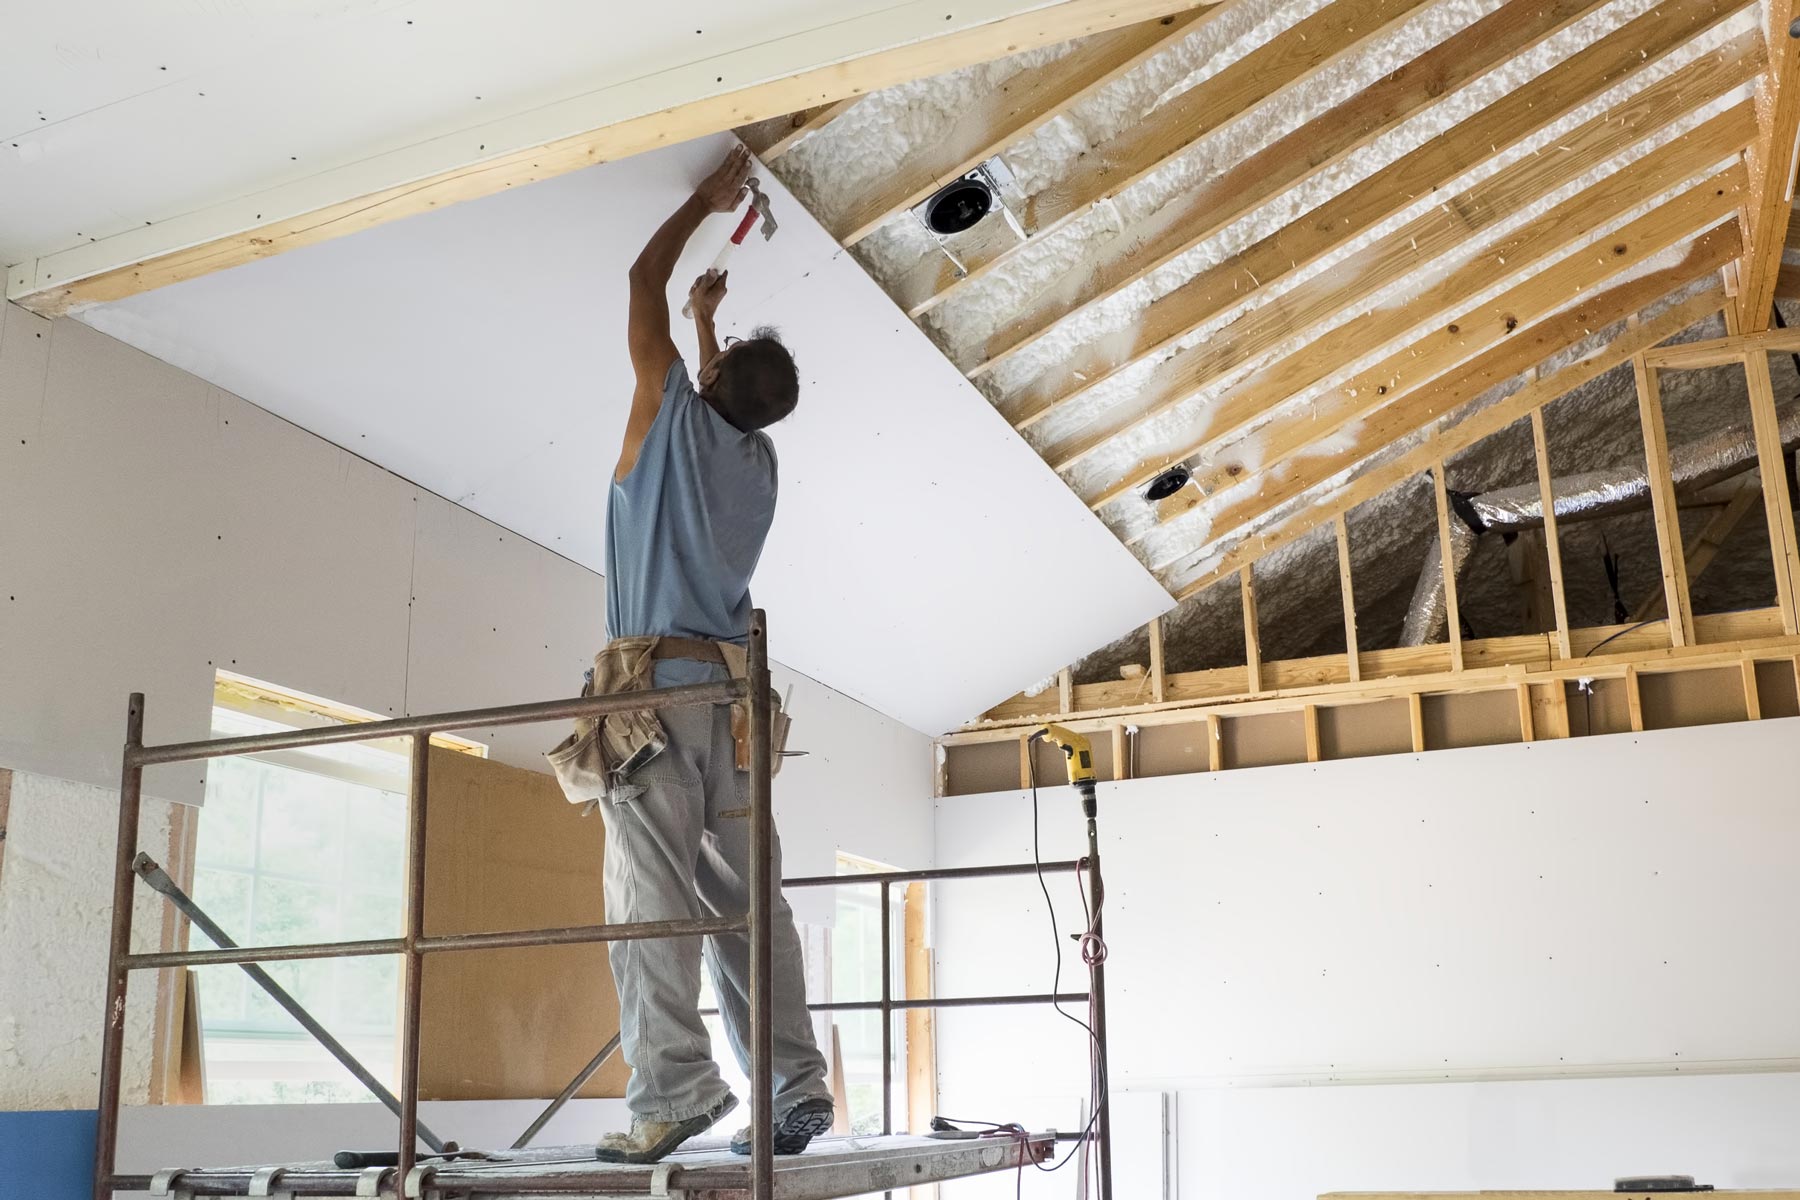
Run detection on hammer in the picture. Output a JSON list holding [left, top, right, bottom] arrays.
[[681, 178, 777, 318]]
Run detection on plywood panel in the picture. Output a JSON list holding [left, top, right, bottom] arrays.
[[419, 747, 626, 1101]]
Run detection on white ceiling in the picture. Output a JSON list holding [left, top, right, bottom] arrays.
[[3, 0, 1083, 289], [78, 134, 1172, 733]]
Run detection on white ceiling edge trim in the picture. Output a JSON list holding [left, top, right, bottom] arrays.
[[7, 0, 1098, 301]]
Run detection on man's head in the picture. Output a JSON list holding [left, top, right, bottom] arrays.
[[697, 326, 799, 432]]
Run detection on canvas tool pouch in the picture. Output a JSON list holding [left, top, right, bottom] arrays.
[[545, 636, 790, 814]]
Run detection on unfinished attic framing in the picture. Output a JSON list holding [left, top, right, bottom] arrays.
[[731, 0, 1800, 783]]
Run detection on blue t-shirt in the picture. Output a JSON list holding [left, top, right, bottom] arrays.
[[605, 357, 778, 687]]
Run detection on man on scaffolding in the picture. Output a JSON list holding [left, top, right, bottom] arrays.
[[548, 144, 832, 1165]]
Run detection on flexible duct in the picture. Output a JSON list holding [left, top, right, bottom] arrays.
[[1400, 400, 1800, 645]]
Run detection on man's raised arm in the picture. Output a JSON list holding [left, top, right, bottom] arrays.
[[617, 146, 753, 482]]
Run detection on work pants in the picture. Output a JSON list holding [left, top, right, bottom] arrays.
[[597, 687, 830, 1122]]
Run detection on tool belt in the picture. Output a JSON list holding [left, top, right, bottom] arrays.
[[544, 635, 791, 814]]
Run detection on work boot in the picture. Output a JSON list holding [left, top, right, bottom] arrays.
[[730, 1096, 835, 1156], [596, 1093, 737, 1164]]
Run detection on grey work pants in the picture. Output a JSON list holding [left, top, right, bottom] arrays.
[[598, 693, 830, 1122]]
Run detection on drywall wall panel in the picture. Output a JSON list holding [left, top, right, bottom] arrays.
[[931, 719, 1800, 1097], [78, 134, 1173, 735], [1178, 1072, 1800, 1197]]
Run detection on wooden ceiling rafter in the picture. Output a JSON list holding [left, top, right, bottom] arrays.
[[1119, 106, 1756, 541], [1011, 22, 1765, 450], [893, 0, 1611, 326], [957, 0, 1742, 377], [1144, 176, 1745, 572], [1166, 267, 1734, 599], [1730, 0, 1800, 330], [825, 7, 1218, 244]]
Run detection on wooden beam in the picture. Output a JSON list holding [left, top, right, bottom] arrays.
[[1408, 693, 1426, 752], [1632, 473, 1764, 621], [903, 880, 937, 1147], [1743, 351, 1800, 632], [1113, 135, 1751, 523], [1633, 353, 1697, 647], [1530, 408, 1574, 658], [1206, 713, 1224, 771], [1019, 734, 1032, 789], [1742, 657, 1763, 718], [1058, 668, 1075, 716], [1545, 678, 1571, 739], [1241, 566, 1263, 695], [1112, 723, 1131, 780], [9, 0, 1211, 315], [831, 10, 1213, 243], [1433, 462, 1466, 671], [1335, 514, 1361, 683], [1626, 664, 1646, 731], [1148, 616, 1167, 704], [1732, 0, 1800, 330], [961, 607, 1799, 733], [1516, 682, 1535, 743], [738, 98, 862, 161], [1013, 21, 1760, 440], [915, 0, 1617, 345], [1640, 325, 1800, 368], [1167, 246, 1736, 599], [1303, 705, 1321, 763]]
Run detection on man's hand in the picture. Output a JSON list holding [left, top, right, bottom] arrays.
[[695, 146, 753, 214], [689, 269, 728, 322]]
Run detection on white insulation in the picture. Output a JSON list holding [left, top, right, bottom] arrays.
[[759, 0, 1773, 688]]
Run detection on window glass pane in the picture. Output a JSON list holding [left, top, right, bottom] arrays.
[[193, 701, 408, 1102]]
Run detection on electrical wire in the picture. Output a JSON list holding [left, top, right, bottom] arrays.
[[1028, 751, 1109, 1188]]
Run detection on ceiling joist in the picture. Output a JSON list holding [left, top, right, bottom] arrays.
[[1731, 0, 1800, 330]]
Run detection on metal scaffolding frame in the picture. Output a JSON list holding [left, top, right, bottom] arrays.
[[93, 608, 1114, 1200]]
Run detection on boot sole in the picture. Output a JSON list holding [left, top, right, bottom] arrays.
[[731, 1100, 834, 1156]]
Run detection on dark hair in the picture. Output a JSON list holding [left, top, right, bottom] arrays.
[[710, 326, 799, 431]]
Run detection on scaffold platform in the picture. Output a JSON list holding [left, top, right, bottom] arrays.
[[135, 1133, 1057, 1199]]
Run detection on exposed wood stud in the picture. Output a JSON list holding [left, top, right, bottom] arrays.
[[1019, 33, 1761, 447], [1084, 105, 1755, 504], [1408, 693, 1426, 753], [1732, 0, 1800, 331], [738, 97, 861, 161], [903, 880, 937, 1150], [1112, 723, 1131, 781], [1516, 682, 1535, 743], [1241, 566, 1264, 695], [1546, 680, 1572, 739], [1631, 354, 1696, 647], [1639, 326, 1800, 368], [1626, 664, 1646, 731], [1633, 473, 1764, 622], [1432, 462, 1466, 672], [1743, 351, 1800, 632], [1530, 407, 1573, 658], [1058, 668, 1074, 716], [1206, 713, 1224, 772], [1335, 514, 1361, 682], [830, 10, 1211, 243], [1018, 734, 1032, 790], [1742, 657, 1762, 719], [1172, 243, 1738, 598], [1148, 616, 1167, 704], [1303, 705, 1321, 763]]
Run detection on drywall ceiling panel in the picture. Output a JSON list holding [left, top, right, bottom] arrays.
[[3, 0, 1106, 274], [80, 134, 1171, 733]]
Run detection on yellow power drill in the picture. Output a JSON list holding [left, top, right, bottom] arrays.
[[1030, 722, 1097, 819]]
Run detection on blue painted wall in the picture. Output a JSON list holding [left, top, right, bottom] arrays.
[[0, 1110, 95, 1200]]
